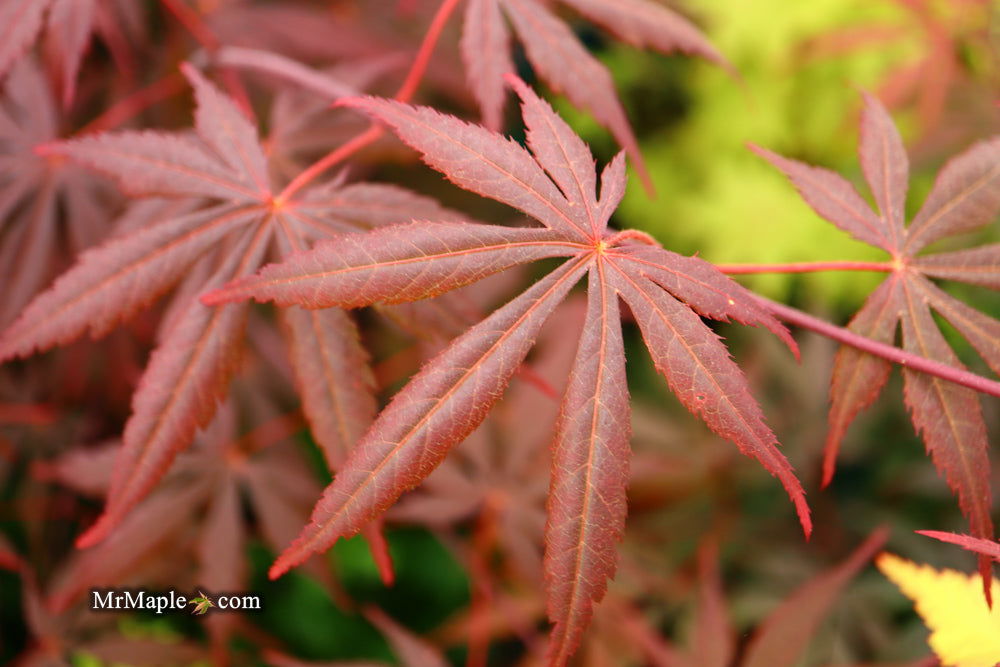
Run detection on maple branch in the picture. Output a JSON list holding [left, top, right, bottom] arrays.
[[716, 260, 894, 274], [277, 125, 383, 203], [394, 0, 464, 104], [755, 295, 1000, 399], [604, 229, 660, 247], [277, 0, 462, 201], [78, 72, 187, 135]]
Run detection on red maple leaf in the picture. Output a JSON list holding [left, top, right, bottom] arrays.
[[205, 74, 810, 664], [0, 63, 465, 550], [752, 91, 1000, 595]]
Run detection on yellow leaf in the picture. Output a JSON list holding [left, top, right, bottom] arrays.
[[877, 553, 1000, 667]]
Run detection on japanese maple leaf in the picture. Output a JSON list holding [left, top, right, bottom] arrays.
[[752, 92, 1000, 591], [0, 0, 142, 105], [204, 74, 811, 665], [0, 58, 118, 327], [0, 63, 463, 549], [461, 0, 728, 189]]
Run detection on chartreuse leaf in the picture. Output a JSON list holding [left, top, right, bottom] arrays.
[[878, 553, 1000, 667]]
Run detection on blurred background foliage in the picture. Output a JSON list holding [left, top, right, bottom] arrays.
[[0, 0, 997, 665], [562, 0, 998, 301]]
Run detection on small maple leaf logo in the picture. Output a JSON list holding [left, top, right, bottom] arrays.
[[188, 591, 215, 615]]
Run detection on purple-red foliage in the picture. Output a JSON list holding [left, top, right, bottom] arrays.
[[0, 1, 996, 665]]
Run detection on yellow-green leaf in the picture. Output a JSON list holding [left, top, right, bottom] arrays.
[[877, 553, 1000, 667]]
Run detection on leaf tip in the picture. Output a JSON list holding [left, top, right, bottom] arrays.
[[199, 280, 253, 306], [746, 142, 776, 162], [362, 522, 396, 587], [857, 88, 882, 113], [332, 95, 361, 109], [820, 431, 842, 489], [268, 553, 296, 580], [502, 71, 526, 91], [775, 324, 801, 362], [797, 497, 813, 540], [178, 60, 198, 82], [335, 95, 378, 115], [632, 153, 655, 198], [199, 289, 229, 306], [76, 513, 114, 549]]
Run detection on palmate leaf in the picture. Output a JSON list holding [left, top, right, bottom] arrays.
[[460, 0, 727, 190], [0, 0, 135, 105], [206, 75, 810, 665], [753, 92, 1000, 592], [0, 63, 464, 548]]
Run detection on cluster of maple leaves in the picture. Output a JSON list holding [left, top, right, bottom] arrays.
[[0, 0, 997, 665]]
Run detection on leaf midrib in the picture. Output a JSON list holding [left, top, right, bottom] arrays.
[[291, 255, 590, 560]]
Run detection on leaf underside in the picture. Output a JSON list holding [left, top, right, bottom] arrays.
[[209, 76, 809, 665]]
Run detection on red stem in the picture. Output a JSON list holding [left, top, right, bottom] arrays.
[[278, 0, 463, 200], [755, 294, 1000, 399], [277, 124, 383, 203], [394, 0, 463, 104], [78, 72, 187, 134], [604, 229, 660, 247], [716, 260, 893, 274]]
